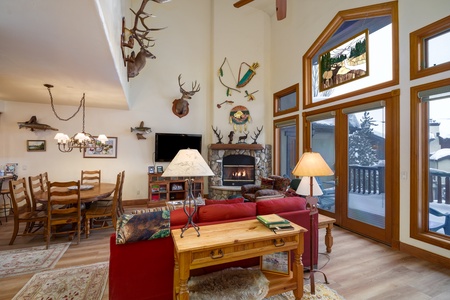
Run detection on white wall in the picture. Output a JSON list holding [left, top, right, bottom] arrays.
[[1, 0, 449, 259]]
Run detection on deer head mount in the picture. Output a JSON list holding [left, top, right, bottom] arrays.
[[172, 74, 201, 118], [121, 0, 170, 80]]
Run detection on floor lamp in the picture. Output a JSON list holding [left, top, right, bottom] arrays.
[[292, 151, 334, 295], [162, 149, 214, 238]]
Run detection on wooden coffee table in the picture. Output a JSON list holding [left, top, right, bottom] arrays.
[[318, 214, 336, 253], [172, 219, 307, 300]]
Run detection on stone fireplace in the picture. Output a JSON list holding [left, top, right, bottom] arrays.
[[208, 144, 272, 199]]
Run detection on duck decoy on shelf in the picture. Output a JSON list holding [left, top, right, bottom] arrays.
[[131, 121, 152, 140], [17, 116, 58, 131]]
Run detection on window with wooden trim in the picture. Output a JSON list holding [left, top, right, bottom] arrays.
[[273, 84, 299, 117], [273, 115, 299, 178], [303, 1, 399, 109], [411, 79, 450, 249], [410, 15, 450, 80]]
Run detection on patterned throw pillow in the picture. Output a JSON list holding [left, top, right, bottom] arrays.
[[260, 177, 275, 189], [116, 210, 170, 244]]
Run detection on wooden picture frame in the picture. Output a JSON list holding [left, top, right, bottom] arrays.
[[83, 137, 118, 158], [319, 29, 369, 92], [27, 140, 46, 152], [260, 251, 290, 276]]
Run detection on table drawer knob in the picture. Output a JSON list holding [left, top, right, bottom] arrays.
[[210, 249, 224, 259], [273, 238, 285, 247]]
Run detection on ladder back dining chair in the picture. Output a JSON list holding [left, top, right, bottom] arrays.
[[9, 177, 47, 245], [47, 180, 83, 249], [81, 170, 101, 185], [84, 172, 121, 238]]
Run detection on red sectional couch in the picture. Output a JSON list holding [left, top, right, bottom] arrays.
[[109, 196, 317, 300]]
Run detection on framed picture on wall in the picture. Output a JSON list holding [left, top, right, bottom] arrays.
[[27, 140, 46, 152], [84, 137, 118, 158]]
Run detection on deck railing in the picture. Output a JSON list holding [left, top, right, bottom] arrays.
[[349, 165, 385, 194], [429, 169, 450, 204]]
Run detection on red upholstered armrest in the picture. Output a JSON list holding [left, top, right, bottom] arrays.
[[109, 234, 174, 300]]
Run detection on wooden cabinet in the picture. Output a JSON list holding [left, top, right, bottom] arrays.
[[148, 173, 203, 207]]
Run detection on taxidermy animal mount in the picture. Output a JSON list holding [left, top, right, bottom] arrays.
[[172, 74, 201, 118], [18, 116, 58, 131], [131, 121, 152, 140], [121, 0, 170, 80]]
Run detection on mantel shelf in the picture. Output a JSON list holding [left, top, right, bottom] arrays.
[[209, 144, 264, 150]]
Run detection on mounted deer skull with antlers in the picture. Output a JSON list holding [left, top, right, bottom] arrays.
[[121, 0, 170, 80], [172, 74, 201, 118]]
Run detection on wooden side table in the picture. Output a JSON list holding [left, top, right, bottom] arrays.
[[318, 214, 336, 253], [172, 219, 307, 300]]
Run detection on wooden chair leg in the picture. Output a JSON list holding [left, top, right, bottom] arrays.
[[9, 220, 19, 245]]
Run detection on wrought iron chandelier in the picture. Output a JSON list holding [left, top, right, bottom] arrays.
[[44, 84, 109, 153]]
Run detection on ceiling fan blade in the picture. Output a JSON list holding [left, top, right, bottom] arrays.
[[276, 0, 286, 20], [234, 0, 254, 8]]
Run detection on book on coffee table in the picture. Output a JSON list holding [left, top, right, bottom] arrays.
[[257, 214, 291, 229]]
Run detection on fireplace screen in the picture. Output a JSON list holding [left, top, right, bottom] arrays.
[[222, 154, 255, 186]]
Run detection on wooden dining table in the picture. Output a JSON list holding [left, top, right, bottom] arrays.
[[35, 182, 116, 203]]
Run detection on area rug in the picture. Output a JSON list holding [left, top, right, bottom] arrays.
[[0, 242, 71, 278], [265, 283, 346, 300], [188, 267, 270, 300], [12, 262, 109, 300]]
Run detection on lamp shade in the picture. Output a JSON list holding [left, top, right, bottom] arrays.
[[296, 176, 323, 196], [162, 149, 214, 177], [292, 152, 334, 177]]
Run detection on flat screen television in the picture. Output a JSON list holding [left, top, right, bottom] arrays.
[[155, 133, 202, 162]]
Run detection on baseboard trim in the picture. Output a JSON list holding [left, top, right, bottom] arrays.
[[399, 241, 450, 268], [123, 199, 147, 206]]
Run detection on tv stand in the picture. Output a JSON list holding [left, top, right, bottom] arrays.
[[147, 173, 203, 207]]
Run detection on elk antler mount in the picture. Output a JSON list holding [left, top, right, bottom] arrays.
[[121, 0, 170, 80], [172, 74, 201, 118]]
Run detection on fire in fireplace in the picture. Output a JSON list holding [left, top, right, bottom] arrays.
[[222, 154, 255, 186]]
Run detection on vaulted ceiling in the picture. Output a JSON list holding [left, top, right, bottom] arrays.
[[0, 0, 276, 110]]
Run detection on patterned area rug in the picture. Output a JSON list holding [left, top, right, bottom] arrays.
[[0, 242, 71, 278], [13, 262, 109, 300], [265, 283, 346, 300]]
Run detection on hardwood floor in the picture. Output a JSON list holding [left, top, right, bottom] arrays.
[[1, 207, 449, 300]]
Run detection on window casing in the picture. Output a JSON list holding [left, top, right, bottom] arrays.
[[410, 15, 450, 80], [411, 78, 450, 249]]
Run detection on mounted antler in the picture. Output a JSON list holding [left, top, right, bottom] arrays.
[[250, 126, 263, 144], [212, 126, 224, 144], [121, 0, 169, 79], [172, 74, 201, 118]]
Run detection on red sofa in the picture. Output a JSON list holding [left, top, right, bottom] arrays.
[[109, 196, 317, 300]]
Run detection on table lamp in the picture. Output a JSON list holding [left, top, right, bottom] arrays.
[[292, 151, 334, 295], [162, 149, 214, 237]]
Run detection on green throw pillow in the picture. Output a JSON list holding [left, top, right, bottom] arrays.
[[116, 210, 170, 244]]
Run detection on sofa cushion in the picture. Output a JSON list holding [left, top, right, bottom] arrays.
[[255, 194, 285, 202], [260, 177, 275, 189], [116, 210, 170, 244], [198, 203, 256, 223], [256, 197, 306, 215], [205, 197, 245, 205]]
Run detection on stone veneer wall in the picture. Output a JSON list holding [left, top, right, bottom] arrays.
[[207, 144, 272, 197]]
